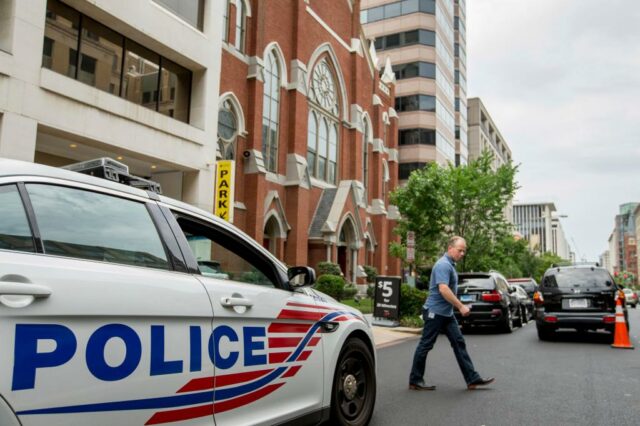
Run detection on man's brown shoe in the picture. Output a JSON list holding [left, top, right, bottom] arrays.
[[409, 382, 436, 391], [467, 377, 495, 390]]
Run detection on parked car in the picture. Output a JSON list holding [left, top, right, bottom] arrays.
[[455, 271, 523, 333], [0, 158, 377, 426], [510, 284, 534, 323], [536, 264, 629, 341], [622, 288, 638, 308], [507, 277, 539, 298]]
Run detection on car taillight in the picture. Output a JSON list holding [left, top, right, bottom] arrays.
[[603, 315, 615, 324], [533, 291, 544, 305], [544, 315, 558, 323], [482, 290, 501, 303]]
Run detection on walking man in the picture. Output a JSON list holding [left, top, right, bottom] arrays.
[[409, 236, 495, 390]]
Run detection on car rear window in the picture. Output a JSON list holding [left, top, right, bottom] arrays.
[[458, 277, 494, 290], [509, 280, 535, 291], [542, 269, 613, 288], [520, 283, 536, 292]]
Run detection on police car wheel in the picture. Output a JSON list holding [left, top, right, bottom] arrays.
[[330, 338, 376, 426]]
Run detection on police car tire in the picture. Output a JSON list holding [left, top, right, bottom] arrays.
[[329, 338, 376, 426]]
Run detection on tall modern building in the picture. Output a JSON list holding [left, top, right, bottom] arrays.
[[512, 202, 571, 259], [0, 0, 223, 211], [361, 0, 468, 182], [467, 97, 512, 168], [613, 202, 638, 278]]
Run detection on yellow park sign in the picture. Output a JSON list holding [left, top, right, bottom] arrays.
[[214, 160, 235, 222]]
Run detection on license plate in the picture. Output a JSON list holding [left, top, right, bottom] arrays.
[[460, 294, 475, 302], [569, 298, 588, 308]]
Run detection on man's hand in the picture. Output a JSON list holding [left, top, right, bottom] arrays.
[[438, 284, 471, 316], [459, 304, 471, 317]]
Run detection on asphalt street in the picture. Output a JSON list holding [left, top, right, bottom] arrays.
[[370, 307, 640, 426]]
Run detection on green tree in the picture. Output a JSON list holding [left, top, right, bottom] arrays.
[[390, 152, 519, 272], [450, 153, 518, 271], [389, 162, 451, 266], [533, 252, 566, 283]]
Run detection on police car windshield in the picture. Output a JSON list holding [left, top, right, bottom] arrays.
[[543, 269, 612, 288]]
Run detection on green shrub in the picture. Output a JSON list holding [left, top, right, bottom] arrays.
[[400, 284, 428, 318], [317, 262, 342, 276], [343, 284, 358, 300], [400, 315, 424, 328], [314, 274, 347, 300], [366, 284, 375, 299], [363, 265, 378, 283]]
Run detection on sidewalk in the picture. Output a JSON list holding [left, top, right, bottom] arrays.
[[365, 315, 422, 348]]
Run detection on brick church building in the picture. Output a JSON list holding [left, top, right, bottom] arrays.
[[218, 0, 401, 282]]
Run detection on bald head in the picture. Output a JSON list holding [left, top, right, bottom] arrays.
[[447, 236, 466, 261]]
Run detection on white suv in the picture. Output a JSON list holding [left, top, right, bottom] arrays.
[[0, 158, 376, 426]]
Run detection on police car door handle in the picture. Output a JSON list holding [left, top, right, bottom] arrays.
[[0, 282, 52, 298], [220, 297, 253, 308]]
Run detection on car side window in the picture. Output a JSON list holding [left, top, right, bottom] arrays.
[[0, 185, 35, 253], [496, 278, 508, 292], [26, 184, 169, 270], [175, 215, 279, 288]]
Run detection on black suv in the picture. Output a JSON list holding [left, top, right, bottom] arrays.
[[507, 277, 539, 298], [455, 271, 523, 333], [535, 265, 628, 340]]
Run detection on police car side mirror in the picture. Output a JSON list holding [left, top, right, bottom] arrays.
[[288, 266, 316, 287]]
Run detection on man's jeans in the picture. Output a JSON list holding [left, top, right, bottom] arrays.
[[409, 310, 481, 385]]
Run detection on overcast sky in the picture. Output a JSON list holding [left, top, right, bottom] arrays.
[[466, 0, 640, 262]]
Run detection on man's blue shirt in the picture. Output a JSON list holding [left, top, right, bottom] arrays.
[[424, 253, 458, 317]]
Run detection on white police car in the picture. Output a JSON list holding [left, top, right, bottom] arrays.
[[0, 158, 376, 426]]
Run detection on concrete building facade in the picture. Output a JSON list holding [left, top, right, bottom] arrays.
[[467, 97, 512, 168], [218, 0, 401, 281], [512, 202, 571, 259], [361, 0, 467, 182], [601, 248, 612, 274], [0, 0, 223, 212]]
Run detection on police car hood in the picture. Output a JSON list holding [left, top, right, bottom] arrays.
[[306, 288, 366, 322]]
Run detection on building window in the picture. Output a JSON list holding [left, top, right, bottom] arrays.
[[222, 0, 230, 41], [235, 0, 247, 52], [43, 0, 80, 79], [399, 162, 427, 180], [42, 37, 54, 68], [159, 58, 191, 122], [42, 0, 192, 124], [218, 99, 238, 160], [262, 50, 280, 173], [153, 0, 204, 31], [362, 122, 369, 204], [123, 40, 160, 110], [361, 0, 436, 24], [382, 160, 389, 203], [392, 61, 436, 80], [307, 60, 339, 184], [79, 17, 123, 94], [374, 29, 435, 51], [395, 95, 436, 112], [399, 128, 436, 145]]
